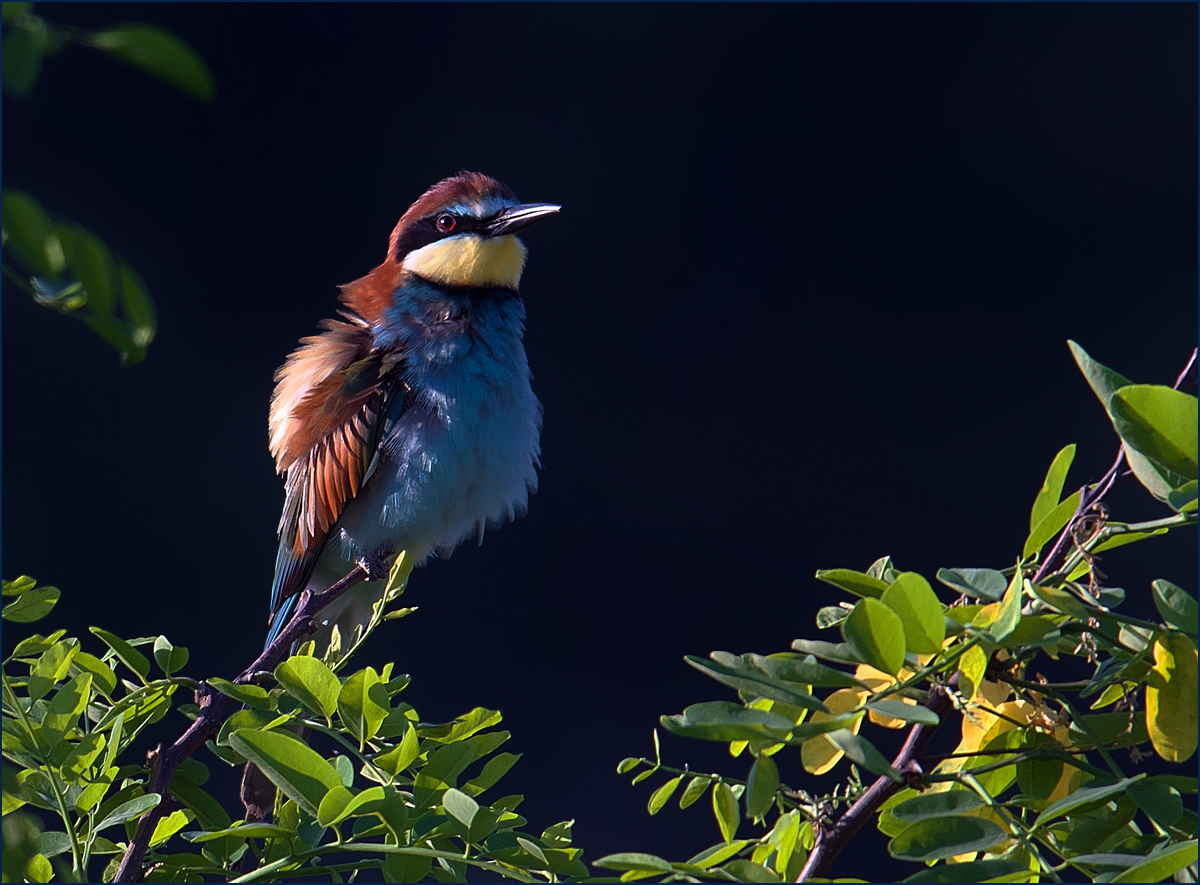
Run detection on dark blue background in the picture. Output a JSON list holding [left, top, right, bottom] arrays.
[[3, 4, 1196, 880]]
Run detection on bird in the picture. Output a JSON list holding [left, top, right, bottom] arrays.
[[264, 171, 559, 653]]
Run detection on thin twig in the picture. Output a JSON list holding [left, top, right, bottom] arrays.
[[113, 565, 370, 883]]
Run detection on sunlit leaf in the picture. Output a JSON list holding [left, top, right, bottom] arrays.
[[1110, 840, 1198, 884], [152, 636, 188, 676], [881, 572, 945, 654], [648, 775, 682, 816], [1109, 385, 1198, 481], [2, 585, 59, 623], [89, 627, 150, 680], [275, 655, 340, 723], [713, 781, 739, 843], [227, 728, 341, 818], [1146, 633, 1198, 763], [814, 568, 888, 599], [842, 598, 905, 676]]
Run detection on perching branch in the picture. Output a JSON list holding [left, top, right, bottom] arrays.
[[797, 675, 958, 881], [113, 564, 371, 883]]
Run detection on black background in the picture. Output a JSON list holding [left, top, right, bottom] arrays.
[[3, 4, 1196, 881]]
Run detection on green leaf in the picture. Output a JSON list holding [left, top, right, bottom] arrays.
[[686, 654, 828, 711], [790, 639, 864, 666], [825, 730, 902, 781], [89, 627, 150, 680], [2, 27, 42, 97], [902, 859, 1029, 883], [227, 728, 342, 818], [207, 677, 272, 710], [338, 667, 389, 744], [935, 567, 1008, 602], [1029, 583, 1090, 620], [1152, 580, 1198, 634], [745, 755, 779, 820], [152, 636, 188, 676], [1110, 840, 1198, 884], [881, 572, 945, 654], [68, 228, 116, 316], [1023, 489, 1082, 560], [95, 793, 160, 832], [646, 775, 682, 816], [42, 674, 92, 749], [1167, 479, 1198, 512], [842, 598, 906, 676], [2, 191, 63, 275], [80, 313, 145, 365], [463, 752, 520, 798], [594, 853, 674, 873], [723, 859, 781, 882], [441, 786, 488, 835], [713, 781, 739, 843], [2, 585, 59, 623], [988, 571, 1023, 642], [2, 4, 32, 24], [744, 653, 863, 689], [117, 262, 157, 347], [1032, 776, 1143, 832], [679, 776, 711, 810], [69, 652, 117, 699], [413, 742, 474, 803], [61, 732, 106, 781], [316, 785, 354, 828], [891, 790, 984, 821], [1109, 385, 1198, 481], [1031, 444, 1077, 532], [1126, 778, 1183, 829], [1069, 340, 1132, 411], [660, 702, 796, 743], [888, 816, 1008, 862], [1068, 341, 1190, 502], [2, 575, 36, 596], [373, 722, 420, 777], [90, 24, 215, 101], [865, 701, 939, 726], [148, 809, 192, 847], [687, 840, 751, 870], [814, 568, 888, 599], [275, 656, 340, 723]]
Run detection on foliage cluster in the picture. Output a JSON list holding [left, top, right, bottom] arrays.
[[596, 342, 1198, 884], [1, 1, 214, 365], [2, 557, 592, 883]]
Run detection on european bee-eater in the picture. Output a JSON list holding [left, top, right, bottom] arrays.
[[265, 172, 559, 650]]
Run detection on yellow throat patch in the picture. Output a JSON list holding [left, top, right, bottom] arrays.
[[401, 234, 528, 290]]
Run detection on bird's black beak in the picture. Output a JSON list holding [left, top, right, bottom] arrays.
[[482, 203, 561, 237]]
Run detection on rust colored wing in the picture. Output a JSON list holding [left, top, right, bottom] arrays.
[[267, 314, 405, 632]]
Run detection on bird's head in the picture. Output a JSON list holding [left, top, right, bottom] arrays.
[[386, 171, 559, 292]]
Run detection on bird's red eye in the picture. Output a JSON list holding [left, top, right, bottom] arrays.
[[436, 214, 456, 233]]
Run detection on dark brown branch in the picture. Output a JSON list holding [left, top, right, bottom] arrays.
[[113, 565, 370, 883], [797, 675, 958, 882]]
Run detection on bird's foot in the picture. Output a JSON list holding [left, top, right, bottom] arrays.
[[357, 552, 390, 581]]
